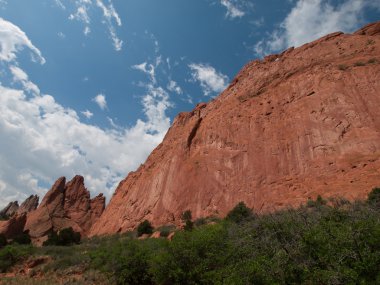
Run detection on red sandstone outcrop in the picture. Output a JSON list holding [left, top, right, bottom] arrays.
[[90, 22, 380, 236], [0, 201, 19, 218], [0, 213, 27, 239], [25, 176, 105, 244], [17, 195, 39, 215]]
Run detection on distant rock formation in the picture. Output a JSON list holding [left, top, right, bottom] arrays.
[[90, 21, 380, 236], [17, 195, 39, 215], [24, 176, 105, 244], [0, 201, 19, 219]]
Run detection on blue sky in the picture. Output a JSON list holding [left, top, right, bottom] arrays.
[[0, 0, 379, 207]]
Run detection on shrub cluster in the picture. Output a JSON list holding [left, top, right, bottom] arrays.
[[43, 227, 81, 246], [2, 188, 380, 285], [137, 220, 153, 237]]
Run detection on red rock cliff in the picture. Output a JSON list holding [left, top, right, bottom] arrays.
[[25, 176, 105, 244], [90, 22, 380, 236]]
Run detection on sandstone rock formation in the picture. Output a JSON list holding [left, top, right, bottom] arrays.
[[90, 22, 380, 236], [17, 195, 39, 215], [25, 176, 105, 244], [0, 213, 27, 239], [0, 201, 19, 218]]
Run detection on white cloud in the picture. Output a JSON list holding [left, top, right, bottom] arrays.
[[81, 110, 93, 119], [54, 0, 66, 10], [66, 0, 123, 50], [0, 18, 45, 64], [95, 0, 123, 51], [189, 63, 229, 96], [92, 94, 107, 110], [133, 62, 155, 78], [0, 85, 171, 208], [167, 80, 183, 95], [69, 5, 90, 25], [0, 19, 172, 208], [220, 0, 245, 19], [255, 0, 380, 56], [9, 65, 40, 94]]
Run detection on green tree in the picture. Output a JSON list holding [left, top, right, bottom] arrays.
[[43, 227, 81, 246], [137, 220, 153, 237], [368, 187, 380, 207], [0, 234, 7, 248], [226, 202, 252, 223]]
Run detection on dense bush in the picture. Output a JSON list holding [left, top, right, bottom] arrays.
[[0, 213, 9, 221], [2, 194, 380, 284], [13, 232, 31, 245], [43, 227, 81, 246], [0, 234, 7, 248], [368, 187, 380, 207], [137, 220, 153, 237], [0, 245, 33, 273], [225, 201, 253, 223], [181, 210, 194, 231]]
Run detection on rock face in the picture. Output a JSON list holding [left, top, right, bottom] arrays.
[[0, 202, 19, 218], [90, 22, 380, 236], [25, 176, 105, 243], [17, 195, 39, 215], [0, 213, 27, 239]]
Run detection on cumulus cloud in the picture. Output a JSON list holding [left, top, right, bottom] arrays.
[[220, 0, 245, 19], [92, 94, 107, 110], [0, 20, 172, 208], [254, 0, 380, 57], [81, 110, 93, 119], [189, 63, 229, 96], [0, 18, 45, 64]]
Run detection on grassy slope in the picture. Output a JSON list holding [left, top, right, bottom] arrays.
[[0, 192, 379, 285]]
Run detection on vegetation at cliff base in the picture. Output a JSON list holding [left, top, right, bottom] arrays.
[[1, 188, 380, 284]]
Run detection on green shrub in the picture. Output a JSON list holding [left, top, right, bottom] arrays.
[[0, 245, 33, 273], [338, 64, 348, 70], [137, 220, 153, 237], [225, 202, 253, 223], [183, 220, 194, 231], [194, 217, 207, 227], [307, 195, 327, 208], [354, 61, 365, 67], [13, 232, 31, 245], [368, 187, 380, 207], [0, 234, 7, 248], [368, 58, 378, 64], [181, 210, 192, 222], [0, 213, 9, 221], [43, 227, 81, 246]]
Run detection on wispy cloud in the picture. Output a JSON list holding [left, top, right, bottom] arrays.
[[66, 0, 123, 50], [167, 80, 183, 95], [132, 62, 156, 83], [95, 0, 123, 51], [254, 0, 380, 57], [93, 94, 107, 110], [189, 63, 229, 96], [0, 18, 45, 64], [220, 0, 245, 19], [81, 109, 93, 119], [54, 0, 66, 10]]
